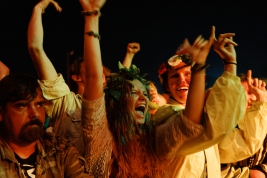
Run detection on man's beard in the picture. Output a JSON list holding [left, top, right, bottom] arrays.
[[19, 118, 44, 143]]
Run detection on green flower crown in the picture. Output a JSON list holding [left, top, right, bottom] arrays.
[[104, 62, 150, 101]]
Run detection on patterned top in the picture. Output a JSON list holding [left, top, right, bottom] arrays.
[[220, 101, 267, 178], [0, 130, 93, 178], [82, 95, 203, 177], [236, 136, 267, 173]]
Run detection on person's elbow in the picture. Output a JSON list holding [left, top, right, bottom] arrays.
[[0, 61, 9, 80], [28, 43, 44, 59]]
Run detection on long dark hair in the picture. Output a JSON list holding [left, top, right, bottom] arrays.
[[105, 65, 163, 176]]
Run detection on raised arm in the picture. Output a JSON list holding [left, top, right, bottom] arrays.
[[168, 27, 246, 156], [182, 26, 215, 124], [122, 42, 140, 69], [80, 0, 106, 100], [154, 30, 215, 157], [213, 27, 237, 75], [28, 0, 61, 80], [0, 61, 9, 80]]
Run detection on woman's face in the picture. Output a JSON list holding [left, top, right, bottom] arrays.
[[167, 65, 191, 105], [129, 79, 149, 124]]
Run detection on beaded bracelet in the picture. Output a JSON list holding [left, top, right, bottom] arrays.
[[223, 61, 237, 65], [81, 10, 101, 17], [85, 31, 101, 40], [191, 63, 210, 73]]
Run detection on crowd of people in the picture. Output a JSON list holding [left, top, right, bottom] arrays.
[[0, 0, 267, 177]]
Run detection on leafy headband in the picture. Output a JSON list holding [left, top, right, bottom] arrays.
[[104, 62, 150, 101]]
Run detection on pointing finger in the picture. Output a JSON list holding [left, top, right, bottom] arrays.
[[247, 70, 253, 86]]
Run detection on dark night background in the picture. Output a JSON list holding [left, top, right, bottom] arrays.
[[1, 0, 267, 90]]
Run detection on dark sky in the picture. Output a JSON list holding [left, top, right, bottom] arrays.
[[1, 0, 267, 90]]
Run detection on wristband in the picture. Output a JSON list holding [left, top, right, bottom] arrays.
[[191, 63, 209, 73], [85, 31, 101, 40], [223, 61, 237, 65], [81, 10, 101, 16]]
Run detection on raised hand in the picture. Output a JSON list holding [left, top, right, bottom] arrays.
[[127, 42, 140, 54], [79, 0, 106, 11], [247, 70, 267, 102], [35, 0, 62, 13], [122, 42, 140, 69], [213, 27, 237, 63], [178, 26, 215, 65]]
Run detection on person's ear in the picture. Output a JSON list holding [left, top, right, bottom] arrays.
[[0, 106, 3, 122], [102, 73, 106, 84], [71, 75, 82, 82]]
